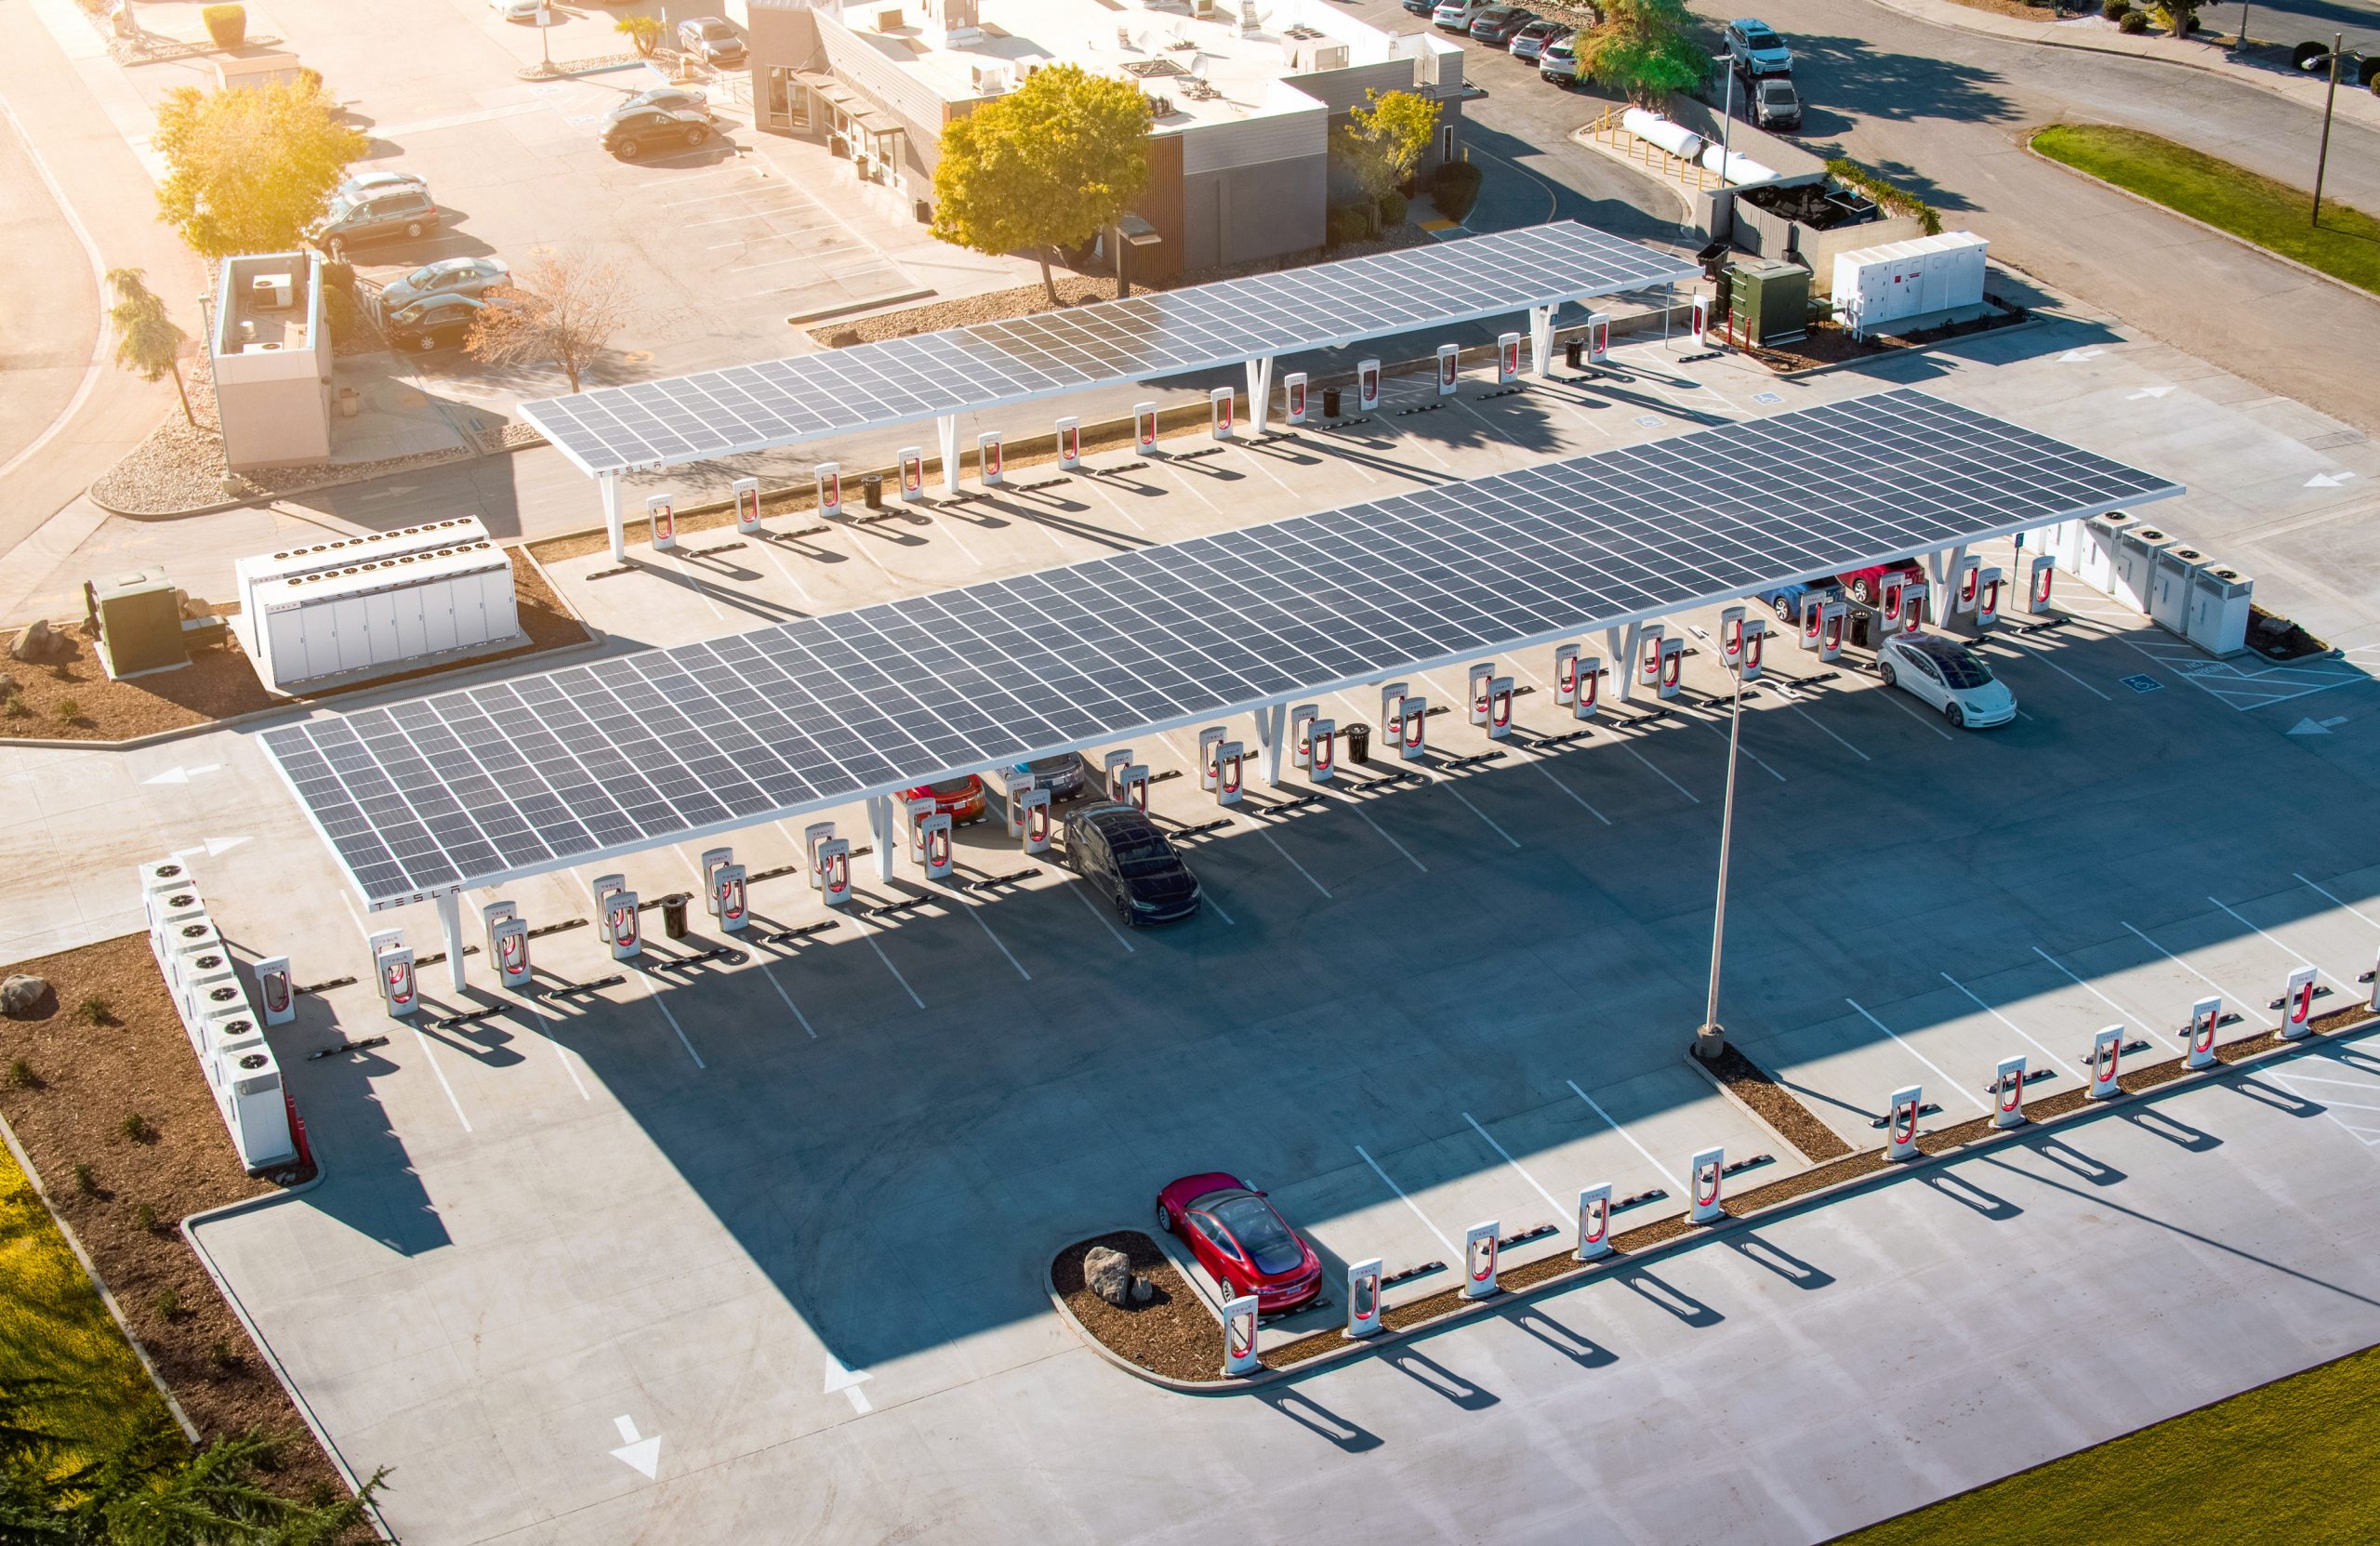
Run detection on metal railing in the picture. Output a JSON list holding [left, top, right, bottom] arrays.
[[1582, 105, 1724, 192]]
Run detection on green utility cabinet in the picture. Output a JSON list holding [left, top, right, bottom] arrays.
[[1727, 257, 1809, 347]]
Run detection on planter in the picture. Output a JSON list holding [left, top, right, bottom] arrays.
[[201, 3, 245, 47]]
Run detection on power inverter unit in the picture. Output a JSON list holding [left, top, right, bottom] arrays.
[[242, 523, 520, 692], [2185, 562, 2253, 657], [1726, 257, 1808, 347], [87, 571, 189, 678]]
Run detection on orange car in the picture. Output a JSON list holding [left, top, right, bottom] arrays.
[[900, 774, 988, 824]]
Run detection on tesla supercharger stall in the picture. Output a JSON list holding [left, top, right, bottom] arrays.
[[1819, 601, 1847, 661], [1885, 1085, 1923, 1162], [1976, 567, 2003, 628], [1718, 605, 1746, 668], [2188, 996, 2222, 1069], [803, 823, 836, 890], [1215, 742, 1245, 805], [1400, 696, 1428, 760], [1902, 583, 1930, 634], [1345, 1258, 1384, 1340], [1135, 402, 1159, 455], [482, 899, 522, 978], [1018, 791, 1052, 856], [2026, 554, 2056, 615], [590, 874, 626, 939], [1467, 662, 1494, 726], [1488, 677, 1514, 739], [1993, 1055, 2028, 1129], [1222, 1294, 1262, 1377], [897, 448, 925, 503], [1587, 311, 1612, 363], [734, 476, 763, 536], [1572, 656, 1606, 720], [919, 813, 954, 880], [1308, 720, 1336, 784], [977, 432, 1004, 488], [1379, 682, 1407, 746], [1119, 764, 1150, 813], [1636, 625, 1665, 693], [819, 839, 853, 905], [1104, 748, 1134, 799], [1436, 344, 1460, 397], [1951, 555, 1980, 614], [490, 917, 532, 988], [1056, 416, 1083, 471], [1210, 387, 1236, 441], [1497, 332, 1521, 386], [1688, 1146, 1726, 1223], [253, 954, 295, 1025], [2281, 965, 2319, 1039], [1799, 592, 1828, 651], [605, 890, 642, 960], [1689, 293, 1710, 344], [1285, 372, 1309, 425], [711, 864, 748, 932], [815, 462, 842, 519], [1463, 1220, 1501, 1299], [1739, 618, 1767, 681], [2088, 1025, 2123, 1099], [1357, 358, 1382, 413], [906, 799, 936, 865], [1657, 637, 1684, 699], [1576, 1183, 1614, 1261], [376, 943, 417, 1019], [647, 494, 677, 553], [700, 847, 733, 910], [1003, 773, 1034, 837], [1289, 704, 1318, 770], [1880, 574, 1906, 632], [1198, 726, 1226, 791], [1554, 642, 1581, 707]]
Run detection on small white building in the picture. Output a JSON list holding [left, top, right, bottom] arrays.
[[211, 250, 333, 472]]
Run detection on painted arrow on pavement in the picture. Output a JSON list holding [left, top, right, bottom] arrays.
[[609, 1414, 661, 1479], [2059, 349, 2105, 363], [2126, 386, 2172, 400], [143, 763, 221, 786], [169, 837, 249, 859], [2287, 716, 2350, 735], [824, 1354, 873, 1414], [2306, 471, 2358, 489]]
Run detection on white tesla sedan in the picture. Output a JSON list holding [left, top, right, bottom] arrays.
[[1876, 631, 2016, 729]]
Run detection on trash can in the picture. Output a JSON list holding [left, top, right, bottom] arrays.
[[1322, 386, 1342, 418], [661, 893, 690, 940], [1342, 722, 1369, 765], [1565, 337, 1584, 369], [864, 473, 883, 510]]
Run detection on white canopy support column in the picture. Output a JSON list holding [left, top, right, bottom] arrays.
[[1617, 622, 1643, 702], [1929, 543, 1967, 595], [867, 794, 895, 880], [1247, 357, 1276, 434], [436, 891, 467, 992], [1529, 305, 1556, 376], [936, 414, 962, 496], [1256, 701, 1289, 785], [600, 471, 625, 563]]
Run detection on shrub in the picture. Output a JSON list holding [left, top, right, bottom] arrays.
[[1379, 189, 1410, 227], [76, 995, 113, 1026], [1433, 160, 1484, 222], [54, 697, 80, 725], [200, 2, 245, 46], [73, 1163, 98, 1196], [5, 1057, 33, 1088], [1327, 205, 1370, 245], [2100, 0, 2126, 17], [2119, 10, 2148, 30], [208, 1338, 240, 1371], [1825, 156, 1944, 236], [121, 1112, 153, 1142], [135, 1202, 158, 1231], [152, 1287, 181, 1320], [1, 694, 24, 719]]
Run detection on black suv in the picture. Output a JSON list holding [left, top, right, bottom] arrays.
[[602, 106, 715, 160], [1062, 802, 1200, 927]]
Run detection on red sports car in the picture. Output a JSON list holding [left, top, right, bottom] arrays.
[[1156, 1172, 1323, 1312], [1836, 558, 1928, 606], [900, 774, 988, 824]]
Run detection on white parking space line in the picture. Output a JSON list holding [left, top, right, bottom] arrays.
[[1869, 683, 1960, 741], [1845, 998, 1990, 1111], [2295, 873, 2380, 933], [2208, 895, 2357, 991], [682, 203, 813, 228], [2001, 637, 2113, 701], [1437, 780, 1522, 849], [341, 892, 472, 1130], [1199, 889, 1236, 926], [754, 957, 818, 1038], [670, 553, 724, 618], [1527, 758, 1612, 825], [1253, 826, 1333, 896], [663, 188, 762, 208], [1685, 711, 1787, 782], [1068, 880, 1137, 954], [1348, 795, 1429, 872], [750, 535, 819, 607], [525, 998, 595, 1100], [633, 968, 707, 1069], [1769, 688, 1872, 761], [2116, 922, 2266, 1037], [1621, 743, 1700, 803], [963, 901, 1032, 981], [2029, 944, 2171, 1045], [1938, 971, 2084, 1079], [855, 917, 933, 1001], [1566, 1079, 1666, 1172], [1461, 1112, 1566, 1215], [1355, 1143, 1458, 1256]]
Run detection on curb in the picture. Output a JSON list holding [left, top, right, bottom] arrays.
[[1051, 1012, 2379, 1394], [1567, 124, 1701, 224], [88, 438, 542, 523], [1678, 1042, 1831, 1162], [1765, 312, 2049, 380], [2020, 135, 2380, 307]]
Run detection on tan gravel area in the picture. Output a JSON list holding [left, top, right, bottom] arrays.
[[1051, 1231, 1223, 1383]]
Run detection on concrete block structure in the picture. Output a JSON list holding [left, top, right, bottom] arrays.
[[211, 251, 332, 472]]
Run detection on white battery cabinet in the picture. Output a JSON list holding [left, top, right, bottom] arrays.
[[235, 516, 494, 688], [1831, 231, 1989, 337], [2186, 562, 2254, 657], [249, 540, 521, 691]]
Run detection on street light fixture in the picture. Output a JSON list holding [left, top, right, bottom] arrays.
[[2299, 34, 2372, 228], [1692, 641, 1750, 1064]]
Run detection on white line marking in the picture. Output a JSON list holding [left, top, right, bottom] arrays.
[[2268, 1074, 2380, 1099], [2207, 895, 2356, 991], [755, 956, 818, 1037], [2003, 638, 2113, 701], [964, 900, 1031, 981], [338, 893, 473, 1130], [855, 918, 932, 1003], [1355, 1143, 1457, 1256], [525, 998, 593, 1100], [1255, 826, 1334, 894], [1776, 695, 1872, 760], [2030, 944, 2174, 1043], [0, 98, 110, 494], [2295, 872, 2380, 933], [1462, 1112, 1566, 1215], [1199, 889, 1236, 926], [1352, 801, 1429, 871], [1938, 971, 2084, 1079], [2117, 921, 2266, 1037], [1438, 780, 1522, 848], [1870, 684, 1960, 741], [1845, 998, 1990, 1111], [1530, 758, 1613, 824], [1622, 743, 1700, 802], [633, 969, 707, 1068], [1069, 880, 1137, 953], [1686, 712, 1787, 781], [1567, 1079, 1667, 1174]]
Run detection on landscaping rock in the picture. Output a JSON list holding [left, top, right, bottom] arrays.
[[1084, 1244, 1134, 1308], [1130, 1275, 1154, 1304], [8, 621, 73, 665], [1, 974, 50, 1017]]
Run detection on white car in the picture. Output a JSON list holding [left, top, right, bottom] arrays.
[[1539, 36, 1580, 84], [1876, 632, 2016, 729], [1433, 0, 1488, 31], [488, 0, 544, 21]]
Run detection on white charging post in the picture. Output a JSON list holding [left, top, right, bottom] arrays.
[[814, 462, 843, 518], [1993, 1055, 2028, 1129], [1467, 662, 1494, 726], [647, 493, 677, 553], [1554, 643, 1580, 707], [1496, 332, 1521, 385], [1885, 1085, 1923, 1161], [819, 839, 853, 905], [734, 477, 763, 535], [2088, 1026, 2124, 1099], [2281, 965, 2318, 1038], [1223, 1294, 1262, 1377], [1135, 402, 1158, 455], [1488, 677, 1514, 738], [2188, 996, 2221, 1069], [977, 432, 1004, 488], [1356, 359, 1381, 412], [897, 449, 925, 502], [1307, 720, 1335, 784], [1462, 1220, 1501, 1298], [1345, 1259, 1384, 1339], [1436, 344, 1460, 396], [1576, 1183, 1613, 1261], [1019, 790, 1052, 855], [1210, 387, 1235, 441], [1288, 704, 1318, 769], [1056, 416, 1082, 471], [254, 955, 295, 1024], [1573, 656, 1604, 720], [1198, 726, 1225, 791], [1688, 1146, 1726, 1223]]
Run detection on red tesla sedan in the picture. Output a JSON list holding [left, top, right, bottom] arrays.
[[1156, 1172, 1324, 1312], [899, 774, 988, 824], [1836, 558, 1927, 605]]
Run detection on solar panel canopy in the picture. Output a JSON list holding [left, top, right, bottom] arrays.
[[519, 222, 1699, 477], [264, 389, 2180, 909]]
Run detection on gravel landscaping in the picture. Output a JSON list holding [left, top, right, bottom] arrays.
[[1051, 1230, 1223, 1383], [1703, 1044, 1853, 1160]]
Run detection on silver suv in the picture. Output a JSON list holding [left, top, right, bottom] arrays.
[[309, 186, 440, 259]]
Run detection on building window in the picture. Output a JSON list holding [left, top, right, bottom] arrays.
[[1439, 125, 1455, 165]]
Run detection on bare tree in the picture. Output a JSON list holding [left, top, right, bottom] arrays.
[[464, 251, 632, 393]]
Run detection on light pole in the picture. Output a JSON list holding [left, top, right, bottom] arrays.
[[1718, 59, 1737, 189], [2231, 0, 2250, 57], [1693, 651, 1748, 1063], [2301, 35, 2370, 228]]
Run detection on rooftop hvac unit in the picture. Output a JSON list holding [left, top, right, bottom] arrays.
[[249, 271, 295, 311], [2186, 562, 2253, 657], [877, 5, 902, 26], [2077, 510, 2135, 595], [1307, 41, 1348, 70], [971, 61, 1012, 93]]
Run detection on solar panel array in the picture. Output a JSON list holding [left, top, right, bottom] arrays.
[[519, 222, 1699, 477], [265, 390, 2179, 908]]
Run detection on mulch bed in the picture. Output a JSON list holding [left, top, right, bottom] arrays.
[[0, 933, 347, 1505], [2, 551, 587, 744], [1744, 307, 2030, 374], [1701, 1043, 1853, 1160], [1051, 1230, 1223, 1383]]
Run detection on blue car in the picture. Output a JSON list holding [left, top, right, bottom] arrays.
[[1759, 576, 1840, 624]]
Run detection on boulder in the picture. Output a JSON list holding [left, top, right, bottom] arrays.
[[1129, 1275, 1154, 1304], [1083, 1245, 1134, 1308], [0, 974, 49, 1018], [7, 621, 72, 665]]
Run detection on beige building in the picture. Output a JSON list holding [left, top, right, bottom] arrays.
[[210, 251, 332, 472]]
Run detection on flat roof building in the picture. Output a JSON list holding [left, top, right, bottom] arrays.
[[210, 251, 332, 472]]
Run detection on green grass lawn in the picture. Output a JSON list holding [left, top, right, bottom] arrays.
[[1839, 1340, 2380, 1543], [0, 1145, 178, 1464], [2033, 123, 2380, 297]]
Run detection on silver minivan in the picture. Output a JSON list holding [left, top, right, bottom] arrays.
[[309, 186, 440, 259]]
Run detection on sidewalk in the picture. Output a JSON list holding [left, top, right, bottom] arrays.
[[1869, 0, 2380, 137]]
